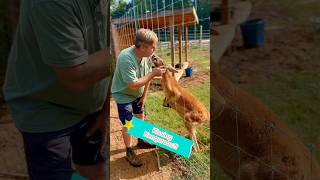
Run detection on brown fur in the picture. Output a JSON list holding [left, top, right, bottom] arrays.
[[213, 29, 220, 36], [161, 70, 210, 151], [212, 63, 320, 179]]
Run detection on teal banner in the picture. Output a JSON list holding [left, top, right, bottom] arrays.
[[70, 172, 88, 180], [125, 117, 194, 158]]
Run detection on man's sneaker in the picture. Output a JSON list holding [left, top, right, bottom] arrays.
[[126, 149, 143, 167], [137, 138, 156, 148]]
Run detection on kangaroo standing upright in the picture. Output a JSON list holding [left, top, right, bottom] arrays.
[[161, 70, 210, 152]]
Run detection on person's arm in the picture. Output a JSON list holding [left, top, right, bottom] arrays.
[[53, 48, 111, 91], [86, 96, 109, 152], [137, 81, 151, 106], [30, 2, 111, 91], [127, 67, 165, 90], [141, 81, 151, 99]]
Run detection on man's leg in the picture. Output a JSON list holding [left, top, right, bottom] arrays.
[[71, 112, 108, 180], [132, 98, 156, 148], [122, 126, 132, 148], [22, 131, 73, 180], [117, 102, 143, 167]]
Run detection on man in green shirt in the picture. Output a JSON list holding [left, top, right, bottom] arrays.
[[112, 28, 165, 167], [3, 0, 110, 179]]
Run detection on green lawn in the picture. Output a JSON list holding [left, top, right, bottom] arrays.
[[248, 70, 320, 160], [275, 0, 320, 29]]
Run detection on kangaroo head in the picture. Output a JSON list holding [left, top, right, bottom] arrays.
[[151, 54, 179, 73], [151, 54, 165, 68]]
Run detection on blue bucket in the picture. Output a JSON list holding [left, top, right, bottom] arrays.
[[185, 67, 193, 77], [240, 19, 265, 48]]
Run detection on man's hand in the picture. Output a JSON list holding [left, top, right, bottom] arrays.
[[152, 67, 166, 77], [128, 67, 166, 90], [86, 110, 107, 152]]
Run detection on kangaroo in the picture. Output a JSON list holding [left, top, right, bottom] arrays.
[[150, 54, 209, 152], [161, 70, 210, 152], [212, 62, 320, 179]]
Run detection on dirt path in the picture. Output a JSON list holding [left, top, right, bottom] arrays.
[[219, 1, 320, 87], [0, 107, 27, 180], [109, 100, 175, 180]]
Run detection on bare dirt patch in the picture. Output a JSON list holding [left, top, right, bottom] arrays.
[[219, 2, 320, 87]]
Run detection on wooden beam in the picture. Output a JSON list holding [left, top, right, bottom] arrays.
[[131, 28, 135, 45], [212, 1, 252, 62], [184, 25, 188, 62], [111, 23, 121, 58], [124, 24, 129, 48], [174, 61, 189, 81], [221, 0, 229, 25], [170, 18, 175, 69], [199, 25, 203, 48], [130, 15, 136, 44], [178, 25, 182, 68], [119, 19, 125, 49]]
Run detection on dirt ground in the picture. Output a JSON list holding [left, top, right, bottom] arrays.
[[219, 1, 320, 87], [109, 100, 173, 180]]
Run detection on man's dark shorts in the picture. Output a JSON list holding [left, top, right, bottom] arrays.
[[117, 97, 144, 124], [22, 112, 107, 180]]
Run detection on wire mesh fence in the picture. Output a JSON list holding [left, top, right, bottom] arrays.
[[212, 0, 320, 179]]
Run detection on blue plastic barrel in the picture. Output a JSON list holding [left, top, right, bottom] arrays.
[[240, 19, 265, 48], [185, 67, 193, 77]]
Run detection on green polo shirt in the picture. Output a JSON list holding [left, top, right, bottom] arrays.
[[111, 46, 152, 104], [2, 0, 110, 132]]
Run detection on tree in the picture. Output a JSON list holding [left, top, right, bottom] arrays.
[[111, 0, 128, 19]]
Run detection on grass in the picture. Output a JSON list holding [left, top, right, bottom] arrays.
[[145, 45, 210, 179], [145, 82, 211, 180], [146, 82, 210, 138], [213, 161, 230, 180], [248, 70, 320, 160], [274, 0, 320, 30], [174, 151, 211, 180]]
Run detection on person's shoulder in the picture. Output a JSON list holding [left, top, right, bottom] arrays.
[[118, 46, 135, 63], [120, 46, 134, 55]]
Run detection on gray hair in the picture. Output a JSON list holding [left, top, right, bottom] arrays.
[[135, 28, 158, 48]]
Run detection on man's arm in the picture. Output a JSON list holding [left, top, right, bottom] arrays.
[[85, 96, 109, 151], [127, 67, 164, 90], [141, 81, 151, 98], [53, 48, 111, 91]]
